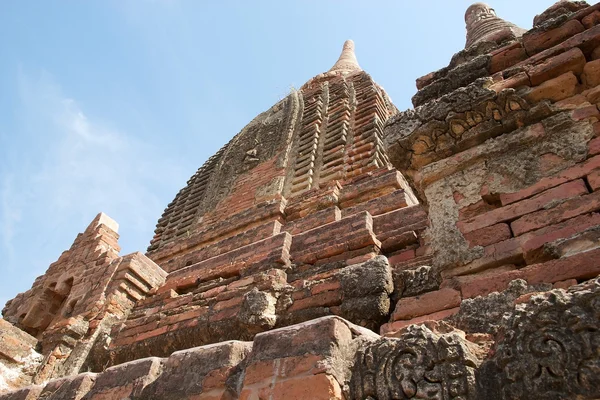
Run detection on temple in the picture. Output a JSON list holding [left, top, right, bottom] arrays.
[[2, 1, 600, 399]]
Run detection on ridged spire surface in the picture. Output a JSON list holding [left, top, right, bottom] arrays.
[[329, 40, 362, 72]]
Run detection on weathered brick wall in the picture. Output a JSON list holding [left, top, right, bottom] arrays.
[[1, 213, 167, 386], [383, 2, 600, 335]]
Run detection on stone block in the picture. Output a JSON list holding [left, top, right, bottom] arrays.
[[0, 386, 43, 400], [139, 341, 252, 399], [38, 373, 96, 400], [82, 358, 163, 400]]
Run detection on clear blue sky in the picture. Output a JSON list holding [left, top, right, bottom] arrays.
[[0, 1, 557, 308]]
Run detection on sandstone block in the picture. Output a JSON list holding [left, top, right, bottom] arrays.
[[528, 47, 586, 86]]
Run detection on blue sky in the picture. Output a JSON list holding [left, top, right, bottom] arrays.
[[0, 1, 556, 308]]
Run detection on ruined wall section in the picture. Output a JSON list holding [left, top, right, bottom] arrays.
[[2, 213, 167, 385], [2, 276, 599, 399], [383, 2, 600, 334]]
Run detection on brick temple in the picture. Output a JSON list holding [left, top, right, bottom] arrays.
[[2, 2, 600, 399]]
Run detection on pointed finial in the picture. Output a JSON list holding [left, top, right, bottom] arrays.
[[329, 40, 362, 73], [465, 3, 526, 48]]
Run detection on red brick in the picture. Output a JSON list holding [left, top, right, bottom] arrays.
[[523, 19, 585, 55], [516, 25, 600, 69], [588, 169, 600, 191], [391, 288, 461, 321], [499, 154, 600, 205], [490, 72, 531, 93], [511, 189, 600, 236], [381, 307, 460, 336], [526, 71, 579, 104], [160, 232, 291, 294], [380, 230, 418, 253], [416, 71, 437, 90], [555, 94, 591, 110], [388, 249, 415, 265], [582, 10, 600, 29], [442, 237, 524, 278], [290, 212, 380, 265], [464, 223, 512, 247], [311, 278, 341, 295], [589, 137, 600, 156], [341, 189, 414, 218], [459, 180, 588, 234], [339, 169, 406, 208], [528, 47, 586, 86], [522, 248, 600, 284], [553, 279, 578, 290], [514, 292, 541, 305], [451, 268, 524, 299], [584, 86, 600, 104], [521, 212, 600, 264], [583, 59, 600, 88], [490, 42, 528, 74], [572, 104, 600, 121], [288, 290, 342, 312], [284, 207, 340, 235]]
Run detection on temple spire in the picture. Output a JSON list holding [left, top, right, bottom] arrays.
[[328, 40, 362, 73], [465, 3, 526, 48]]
